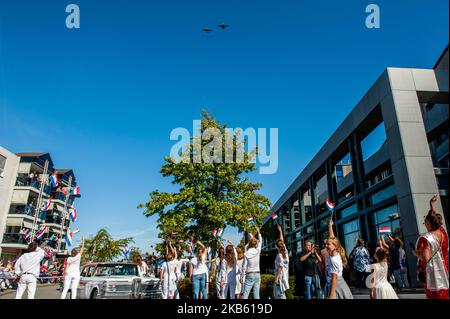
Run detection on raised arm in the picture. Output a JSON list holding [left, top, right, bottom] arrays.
[[256, 226, 262, 251], [430, 195, 438, 213], [328, 219, 335, 239], [380, 235, 389, 251], [276, 223, 284, 242], [80, 238, 85, 255]]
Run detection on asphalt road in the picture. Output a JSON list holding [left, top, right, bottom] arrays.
[[1, 285, 426, 299], [0, 283, 61, 299]]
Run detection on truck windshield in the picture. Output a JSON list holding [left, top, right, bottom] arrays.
[[94, 264, 138, 276]]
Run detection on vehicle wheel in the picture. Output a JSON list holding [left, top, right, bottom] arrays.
[[90, 289, 99, 299]]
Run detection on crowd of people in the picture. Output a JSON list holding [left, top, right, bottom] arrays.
[[3, 196, 448, 300]]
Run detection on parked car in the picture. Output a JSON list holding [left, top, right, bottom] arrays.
[[77, 262, 142, 299], [139, 272, 161, 299]]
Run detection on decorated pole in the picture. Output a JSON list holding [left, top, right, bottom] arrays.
[[31, 160, 49, 239], [57, 175, 72, 252]]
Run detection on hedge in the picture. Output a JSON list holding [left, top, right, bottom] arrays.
[[177, 275, 296, 299]]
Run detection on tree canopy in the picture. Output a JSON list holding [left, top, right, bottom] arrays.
[[82, 228, 134, 263], [139, 110, 271, 252]]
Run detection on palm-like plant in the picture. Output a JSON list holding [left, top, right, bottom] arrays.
[[82, 228, 134, 263]]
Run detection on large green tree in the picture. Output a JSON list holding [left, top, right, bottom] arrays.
[[139, 110, 271, 252], [82, 228, 134, 263]]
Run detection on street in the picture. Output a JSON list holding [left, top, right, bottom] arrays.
[[0, 284, 61, 299], [0, 285, 426, 299]]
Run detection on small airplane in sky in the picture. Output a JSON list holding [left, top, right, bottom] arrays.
[[218, 23, 229, 30], [202, 27, 213, 33]]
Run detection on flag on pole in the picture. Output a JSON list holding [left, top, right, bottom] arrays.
[[379, 227, 391, 234], [72, 227, 80, 234], [326, 198, 335, 211], [20, 228, 31, 240], [123, 245, 130, 259], [35, 225, 47, 240], [66, 230, 73, 247], [271, 213, 278, 220], [212, 229, 218, 237], [43, 197, 52, 211], [71, 186, 81, 197], [247, 215, 254, 223], [49, 172, 59, 188], [69, 208, 77, 222], [217, 228, 224, 238]]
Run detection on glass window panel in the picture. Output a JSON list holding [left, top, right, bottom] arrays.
[[369, 184, 396, 206], [340, 203, 358, 219]]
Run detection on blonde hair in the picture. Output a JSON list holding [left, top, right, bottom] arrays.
[[328, 238, 347, 267]]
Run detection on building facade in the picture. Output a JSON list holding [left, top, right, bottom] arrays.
[[0, 149, 79, 263], [262, 46, 449, 286]]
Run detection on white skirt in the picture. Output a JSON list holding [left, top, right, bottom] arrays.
[[375, 282, 398, 299]]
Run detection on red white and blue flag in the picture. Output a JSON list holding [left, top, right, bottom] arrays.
[[69, 208, 77, 222], [66, 230, 73, 246], [123, 245, 130, 259], [72, 227, 80, 234], [35, 225, 47, 240], [20, 228, 31, 240], [212, 229, 218, 237], [379, 227, 391, 234], [71, 186, 81, 197], [326, 198, 335, 211], [247, 215, 254, 223], [271, 213, 278, 220], [49, 172, 58, 188], [217, 228, 224, 238], [43, 197, 52, 211]]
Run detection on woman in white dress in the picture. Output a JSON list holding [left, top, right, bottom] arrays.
[[235, 247, 244, 299], [369, 248, 398, 299], [220, 241, 238, 299], [274, 223, 289, 299], [160, 241, 178, 299], [214, 245, 225, 299]]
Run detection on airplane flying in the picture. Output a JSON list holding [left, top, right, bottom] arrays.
[[218, 23, 229, 30]]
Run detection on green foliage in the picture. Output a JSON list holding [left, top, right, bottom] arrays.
[[139, 110, 271, 251], [82, 228, 134, 263]]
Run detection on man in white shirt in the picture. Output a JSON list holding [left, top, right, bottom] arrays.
[[241, 226, 262, 299], [61, 238, 84, 299], [14, 241, 46, 299]]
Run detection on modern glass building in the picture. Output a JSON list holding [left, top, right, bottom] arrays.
[[261, 46, 449, 286]]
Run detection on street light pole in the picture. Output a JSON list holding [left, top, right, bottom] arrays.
[[31, 160, 49, 239]]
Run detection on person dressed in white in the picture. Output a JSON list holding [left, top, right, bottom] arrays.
[[214, 245, 225, 299], [14, 241, 46, 299], [241, 226, 262, 299], [160, 241, 178, 299], [274, 223, 289, 299], [235, 247, 244, 299], [220, 240, 238, 299], [369, 248, 398, 299], [136, 255, 148, 275], [61, 238, 85, 299]]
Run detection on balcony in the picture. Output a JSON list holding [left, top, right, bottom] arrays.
[[15, 176, 51, 196], [9, 204, 35, 217], [1, 233, 29, 246]]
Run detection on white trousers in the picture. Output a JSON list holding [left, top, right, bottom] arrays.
[[15, 274, 37, 299], [61, 275, 80, 299]]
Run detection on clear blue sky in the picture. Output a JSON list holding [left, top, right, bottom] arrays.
[[0, 0, 448, 253]]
